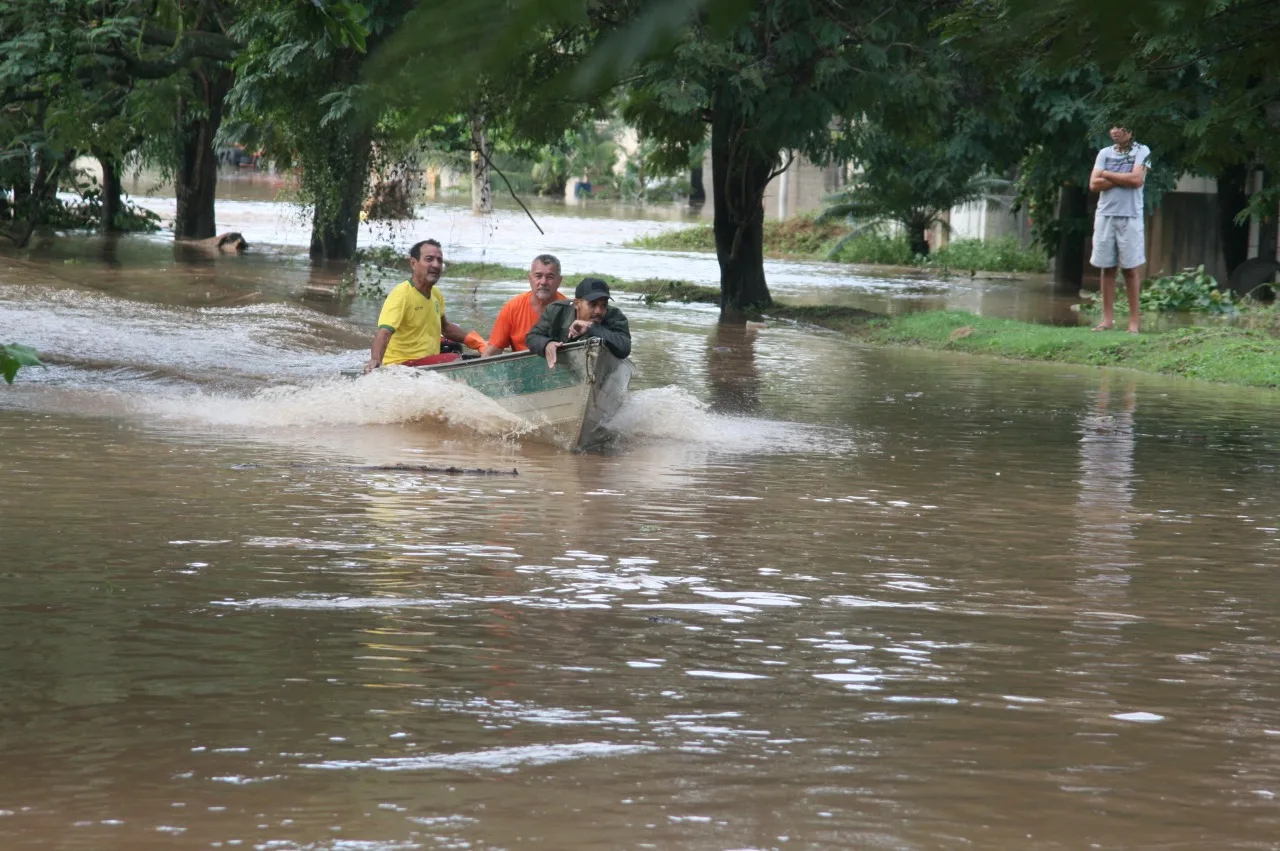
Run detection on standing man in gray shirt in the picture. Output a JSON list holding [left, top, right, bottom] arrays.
[[1089, 125, 1151, 333]]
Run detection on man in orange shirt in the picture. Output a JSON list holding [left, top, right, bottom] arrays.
[[480, 254, 566, 357]]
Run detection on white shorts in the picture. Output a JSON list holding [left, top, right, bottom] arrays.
[[1091, 215, 1145, 270]]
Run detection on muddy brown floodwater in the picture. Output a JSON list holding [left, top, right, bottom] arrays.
[[3, 201, 1280, 850]]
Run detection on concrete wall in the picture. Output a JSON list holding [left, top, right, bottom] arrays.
[[756, 153, 1035, 248], [760, 155, 844, 220], [948, 198, 1030, 245]]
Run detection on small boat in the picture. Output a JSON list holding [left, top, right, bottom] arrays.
[[345, 338, 632, 451]]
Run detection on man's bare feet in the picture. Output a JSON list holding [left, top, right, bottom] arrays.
[[1127, 327, 1140, 335]]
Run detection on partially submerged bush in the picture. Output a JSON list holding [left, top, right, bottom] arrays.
[[628, 225, 716, 252], [630, 219, 1045, 274], [928, 237, 1048, 274], [1080, 265, 1238, 316], [827, 231, 915, 266], [1141, 266, 1236, 314], [40, 190, 161, 233]]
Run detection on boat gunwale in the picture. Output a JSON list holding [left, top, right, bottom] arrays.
[[419, 339, 599, 374], [339, 339, 599, 379]]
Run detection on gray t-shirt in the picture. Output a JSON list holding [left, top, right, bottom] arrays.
[[1094, 143, 1151, 218]]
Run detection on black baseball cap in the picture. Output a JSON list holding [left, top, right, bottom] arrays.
[[575, 277, 612, 302]]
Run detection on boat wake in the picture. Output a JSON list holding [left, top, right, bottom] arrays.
[[609, 386, 854, 456], [4, 368, 536, 440], [136, 368, 536, 436]]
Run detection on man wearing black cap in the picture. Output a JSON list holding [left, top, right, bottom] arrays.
[[525, 276, 631, 368]]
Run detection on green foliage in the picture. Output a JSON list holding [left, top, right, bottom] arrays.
[[58, 177, 163, 233], [821, 166, 1012, 260], [352, 245, 407, 266], [0, 1, 238, 243], [529, 119, 619, 197], [608, 130, 698, 202], [1000, 0, 1280, 213], [949, 0, 1280, 244], [929, 237, 1049, 274], [1, 343, 43, 384], [371, 0, 758, 115], [632, 221, 1045, 273], [1079, 265, 1238, 316], [226, 1, 415, 257], [629, 279, 721, 305], [1140, 266, 1237, 315], [853, 310, 1280, 388], [827, 231, 916, 266], [761, 216, 846, 257], [628, 226, 717, 252], [629, 216, 847, 256], [374, 0, 948, 313]]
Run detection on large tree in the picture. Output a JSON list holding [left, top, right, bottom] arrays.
[[372, 0, 945, 321], [367, 2, 614, 215], [0, 0, 239, 243], [226, 0, 419, 261], [620, 0, 946, 318]]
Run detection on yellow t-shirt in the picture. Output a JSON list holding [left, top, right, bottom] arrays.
[[377, 280, 444, 364]]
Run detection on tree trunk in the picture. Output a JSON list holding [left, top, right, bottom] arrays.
[[710, 100, 774, 320], [1053, 184, 1088, 294], [173, 65, 231, 240], [1255, 168, 1277, 261], [97, 153, 123, 234], [308, 126, 372, 261], [10, 150, 62, 249], [689, 165, 706, 204], [1217, 162, 1251, 275], [470, 114, 492, 215], [0, 167, 10, 222], [908, 227, 930, 258]]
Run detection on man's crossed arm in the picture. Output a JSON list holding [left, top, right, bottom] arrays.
[[1090, 165, 1147, 193]]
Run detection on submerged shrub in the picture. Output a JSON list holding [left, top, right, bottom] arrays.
[[1141, 266, 1237, 314], [827, 232, 915, 265], [1080, 265, 1238, 315], [928, 236, 1048, 274], [629, 225, 716, 252]]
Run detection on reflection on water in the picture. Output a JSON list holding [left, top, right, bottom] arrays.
[[5, 224, 1280, 849], [1067, 377, 1140, 742], [706, 322, 762, 414], [1075, 376, 1138, 581]]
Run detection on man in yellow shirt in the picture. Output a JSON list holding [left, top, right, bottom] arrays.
[[362, 239, 486, 374]]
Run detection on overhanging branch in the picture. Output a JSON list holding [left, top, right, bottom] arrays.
[[140, 23, 239, 61]]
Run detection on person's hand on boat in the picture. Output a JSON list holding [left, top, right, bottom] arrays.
[[544, 341, 560, 369], [362, 358, 381, 375]]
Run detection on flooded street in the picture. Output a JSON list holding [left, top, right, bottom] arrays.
[[3, 196, 1280, 849]]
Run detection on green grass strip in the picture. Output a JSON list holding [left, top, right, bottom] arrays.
[[828, 310, 1280, 388]]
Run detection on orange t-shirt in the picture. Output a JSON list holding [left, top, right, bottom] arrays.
[[487, 290, 564, 352]]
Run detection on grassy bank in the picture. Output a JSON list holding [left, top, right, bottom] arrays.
[[627, 219, 1049, 275], [835, 311, 1280, 389], [601, 271, 1280, 389], [629, 217, 848, 257]]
